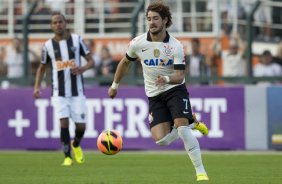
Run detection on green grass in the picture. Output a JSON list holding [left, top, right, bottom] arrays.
[[0, 151, 281, 184]]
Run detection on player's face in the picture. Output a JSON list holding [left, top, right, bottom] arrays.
[[51, 15, 67, 36], [146, 11, 166, 35]]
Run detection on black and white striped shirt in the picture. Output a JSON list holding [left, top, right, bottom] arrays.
[[41, 33, 90, 97]]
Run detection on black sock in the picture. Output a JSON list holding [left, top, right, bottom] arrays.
[[73, 128, 85, 147], [61, 127, 71, 158]]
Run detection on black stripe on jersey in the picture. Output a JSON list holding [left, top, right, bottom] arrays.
[[41, 46, 51, 64], [79, 37, 89, 57], [174, 64, 185, 70], [126, 53, 137, 61], [66, 36, 78, 96], [52, 39, 65, 97]]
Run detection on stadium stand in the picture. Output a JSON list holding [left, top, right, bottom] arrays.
[[0, 0, 281, 87]]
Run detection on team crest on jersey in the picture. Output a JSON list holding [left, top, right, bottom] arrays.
[[81, 113, 85, 119], [154, 49, 160, 58], [163, 44, 173, 57], [71, 46, 76, 53]]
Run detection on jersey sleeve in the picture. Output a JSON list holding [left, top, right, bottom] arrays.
[[41, 45, 51, 64], [126, 39, 138, 61], [173, 42, 186, 70], [79, 36, 90, 57]]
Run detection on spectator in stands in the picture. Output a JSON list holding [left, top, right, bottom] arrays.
[[0, 2, 8, 34], [44, 0, 69, 12], [272, 0, 282, 41], [81, 39, 101, 78], [2, 37, 40, 79], [242, 0, 273, 41], [0, 46, 7, 76], [183, 1, 207, 32], [254, 50, 282, 85], [206, 0, 232, 35], [186, 38, 212, 85], [84, 0, 99, 33], [211, 33, 247, 84], [222, 34, 246, 78], [97, 45, 118, 85], [13, 0, 23, 33], [273, 41, 282, 67], [44, 0, 74, 18], [30, 1, 51, 33], [104, 0, 121, 32]]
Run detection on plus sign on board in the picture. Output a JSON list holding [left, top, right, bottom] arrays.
[[8, 110, 30, 137]]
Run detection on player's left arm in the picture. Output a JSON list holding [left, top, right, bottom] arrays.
[[166, 69, 185, 84], [72, 37, 95, 75], [71, 53, 94, 75], [155, 68, 185, 86], [81, 53, 95, 72]]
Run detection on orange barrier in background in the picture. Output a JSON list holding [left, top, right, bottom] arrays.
[[0, 36, 259, 77]]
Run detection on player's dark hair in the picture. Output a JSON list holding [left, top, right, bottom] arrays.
[[50, 11, 67, 23], [146, 1, 172, 28]]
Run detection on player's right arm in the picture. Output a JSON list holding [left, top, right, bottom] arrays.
[[108, 56, 132, 99], [33, 63, 46, 99], [33, 45, 49, 99]]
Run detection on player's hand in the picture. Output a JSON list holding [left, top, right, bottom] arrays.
[[71, 66, 83, 75], [108, 87, 117, 99], [33, 88, 41, 99], [155, 75, 167, 87]]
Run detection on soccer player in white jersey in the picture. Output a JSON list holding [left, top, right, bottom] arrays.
[[33, 12, 95, 166], [108, 1, 209, 181]]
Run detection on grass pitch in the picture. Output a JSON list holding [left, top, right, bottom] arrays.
[[0, 151, 281, 184]]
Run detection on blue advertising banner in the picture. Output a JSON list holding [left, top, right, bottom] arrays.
[[267, 86, 282, 150], [0, 86, 245, 150]]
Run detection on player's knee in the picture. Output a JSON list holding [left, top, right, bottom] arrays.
[[60, 118, 69, 128], [174, 121, 188, 128], [155, 134, 171, 146], [75, 123, 86, 132]]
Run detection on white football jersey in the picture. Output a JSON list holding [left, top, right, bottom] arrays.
[[126, 32, 186, 97]]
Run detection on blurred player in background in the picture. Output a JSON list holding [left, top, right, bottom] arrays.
[[108, 1, 209, 181], [33, 12, 95, 166]]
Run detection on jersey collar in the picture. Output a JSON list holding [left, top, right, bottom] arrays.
[[147, 31, 170, 43]]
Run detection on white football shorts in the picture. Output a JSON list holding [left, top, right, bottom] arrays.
[[51, 95, 87, 123]]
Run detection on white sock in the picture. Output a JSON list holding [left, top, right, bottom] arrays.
[[177, 126, 207, 175], [156, 127, 179, 146], [188, 123, 195, 129]]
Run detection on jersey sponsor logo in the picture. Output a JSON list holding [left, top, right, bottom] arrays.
[[143, 58, 173, 66], [56, 59, 76, 71]]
